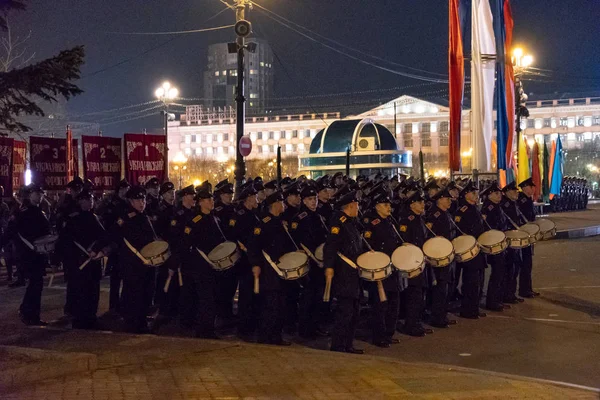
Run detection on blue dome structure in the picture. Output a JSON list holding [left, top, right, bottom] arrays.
[[299, 118, 412, 178]]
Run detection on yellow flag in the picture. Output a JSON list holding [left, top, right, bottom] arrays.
[[517, 135, 530, 184]]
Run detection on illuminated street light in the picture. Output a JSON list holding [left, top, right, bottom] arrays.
[[155, 81, 180, 179]]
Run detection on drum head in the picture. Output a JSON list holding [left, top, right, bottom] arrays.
[[357, 251, 391, 271], [423, 237, 454, 258], [536, 218, 555, 232], [452, 235, 477, 253], [314, 243, 325, 260], [278, 251, 308, 271], [141, 240, 169, 257], [478, 230, 506, 245], [505, 230, 530, 240], [209, 241, 236, 260], [392, 244, 424, 271], [521, 223, 540, 236]]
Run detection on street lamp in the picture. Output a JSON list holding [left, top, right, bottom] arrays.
[[512, 48, 534, 146], [172, 152, 187, 189], [155, 81, 179, 179]]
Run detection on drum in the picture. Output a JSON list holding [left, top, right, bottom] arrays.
[[33, 235, 59, 254], [140, 240, 171, 267], [277, 251, 310, 280], [208, 241, 240, 271], [356, 251, 392, 281], [423, 237, 454, 267], [477, 230, 508, 255], [505, 230, 531, 249], [391, 243, 425, 279], [535, 218, 557, 240], [521, 223, 542, 243], [452, 235, 480, 263], [314, 243, 325, 262]]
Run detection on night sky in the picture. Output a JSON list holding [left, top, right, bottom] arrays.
[[17, 0, 600, 136]]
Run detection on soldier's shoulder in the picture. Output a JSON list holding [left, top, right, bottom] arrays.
[[261, 215, 271, 224]]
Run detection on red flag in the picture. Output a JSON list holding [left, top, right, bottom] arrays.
[[504, 0, 515, 167], [531, 142, 541, 200], [66, 126, 74, 182], [448, 0, 465, 172]]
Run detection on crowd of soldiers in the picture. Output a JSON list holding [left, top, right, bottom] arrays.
[[551, 177, 589, 212], [0, 171, 543, 353]]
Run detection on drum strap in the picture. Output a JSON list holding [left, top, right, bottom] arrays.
[[196, 248, 217, 269], [73, 241, 90, 257], [212, 216, 228, 241], [123, 238, 150, 265], [17, 233, 35, 251], [261, 250, 285, 278], [500, 207, 522, 230], [336, 252, 358, 270], [146, 216, 160, 241], [282, 224, 300, 251], [300, 243, 323, 268]]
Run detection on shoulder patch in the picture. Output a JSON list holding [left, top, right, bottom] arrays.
[[298, 212, 307, 220], [426, 222, 433, 229], [340, 216, 347, 223], [291, 222, 298, 229], [171, 219, 177, 226], [215, 206, 223, 212], [363, 217, 370, 224], [488, 205, 494, 210], [192, 215, 202, 223], [399, 225, 407, 232], [454, 216, 462, 222], [253, 227, 261, 235], [364, 231, 372, 239], [128, 212, 136, 218], [331, 226, 340, 235], [434, 211, 440, 218], [117, 218, 124, 226], [520, 198, 527, 203], [237, 209, 246, 215], [408, 215, 415, 221], [229, 219, 236, 227], [262, 216, 271, 223], [371, 218, 381, 226], [460, 205, 468, 212], [184, 227, 191, 234]]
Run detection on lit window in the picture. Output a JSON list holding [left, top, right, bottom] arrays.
[[249, 102, 254, 107], [250, 69, 258, 75], [250, 93, 258, 99], [262, 145, 268, 153], [206, 135, 212, 143], [184, 148, 191, 155], [185, 135, 191, 144], [223, 133, 229, 141], [229, 146, 234, 154], [195, 148, 202, 155], [260, 61, 265, 67], [222, 70, 226, 76], [286, 144, 292, 152], [215, 71, 219, 76], [206, 147, 213, 155]]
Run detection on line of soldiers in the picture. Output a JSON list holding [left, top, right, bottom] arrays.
[[551, 176, 589, 212], [0, 171, 541, 355]]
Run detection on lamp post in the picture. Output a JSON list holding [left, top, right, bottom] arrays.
[[512, 48, 533, 147], [172, 152, 187, 189], [155, 81, 179, 179]]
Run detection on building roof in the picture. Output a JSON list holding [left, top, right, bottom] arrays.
[[309, 118, 398, 154]]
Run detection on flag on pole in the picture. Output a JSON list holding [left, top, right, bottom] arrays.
[[503, 0, 515, 167], [550, 135, 563, 198], [542, 139, 550, 201], [494, 0, 509, 170], [531, 142, 541, 200], [66, 126, 74, 183], [517, 134, 530, 184], [548, 139, 556, 199]]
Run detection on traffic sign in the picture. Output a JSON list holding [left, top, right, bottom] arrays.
[[239, 136, 252, 157]]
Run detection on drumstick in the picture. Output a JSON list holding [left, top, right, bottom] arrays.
[[377, 281, 387, 302], [79, 257, 92, 270], [253, 276, 260, 294], [177, 269, 183, 287], [163, 275, 172, 293], [323, 276, 332, 302]]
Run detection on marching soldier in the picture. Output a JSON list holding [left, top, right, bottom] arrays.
[[517, 178, 540, 298], [316, 180, 334, 225], [500, 182, 525, 304], [248, 191, 296, 346], [324, 191, 365, 354], [423, 180, 440, 212], [362, 188, 401, 347], [425, 187, 458, 328], [453, 181, 488, 319], [144, 177, 161, 222]]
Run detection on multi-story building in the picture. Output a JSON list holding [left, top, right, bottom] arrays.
[[203, 38, 274, 114], [168, 94, 600, 175]]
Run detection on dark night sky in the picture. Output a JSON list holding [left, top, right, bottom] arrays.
[[17, 0, 600, 136]]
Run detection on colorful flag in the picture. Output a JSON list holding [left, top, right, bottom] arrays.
[[548, 139, 556, 199], [542, 139, 550, 202], [550, 136, 563, 197], [503, 0, 515, 167], [494, 0, 509, 170], [517, 134, 530, 184], [531, 142, 541, 200]]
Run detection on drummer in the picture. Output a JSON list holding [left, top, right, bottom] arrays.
[[500, 182, 525, 305], [453, 181, 487, 319], [517, 178, 540, 298], [362, 187, 401, 347], [480, 182, 509, 312], [398, 190, 433, 337], [424, 187, 458, 328]]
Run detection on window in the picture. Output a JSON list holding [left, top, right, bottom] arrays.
[[286, 144, 293, 152], [292, 144, 297, 152], [559, 117, 568, 127], [269, 145, 275, 153], [185, 135, 191, 144], [527, 119, 535, 128], [594, 116, 600, 125], [578, 117, 585, 127], [213, 134, 218, 142], [421, 132, 431, 147], [269, 131, 274, 139], [281, 131, 287, 140], [258, 146, 263, 153], [403, 123, 413, 134], [223, 133, 229, 141], [543, 118, 552, 128], [250, 69, 258, 75], [257, 132, 263, 140], [215, 71, 220, 76], [222, 70, 226, 76], [260, 61, 264, 67], [250, 93, 258, 99], [305, 129, 311, 138], [195, 148, 202, 155], [206, 147, 213, 155], [229, 69, 237, 77], [439, 132, 449, 146], [292, 130, 298, 138], [421, 122, 431, 133], [203, 135, 209, 143], [439, 121, 449, 133], [184, 148, 191, 155], [404, 134, 414, 148]]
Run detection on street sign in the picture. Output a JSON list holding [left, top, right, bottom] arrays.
[[239, 136, 252, 157]]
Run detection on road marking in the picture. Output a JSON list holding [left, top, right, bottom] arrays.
[[569, 269, 577, 272], [458, 353, 471, 357], [537, 285, 600, 290], [488, 315, 600, 326], [548, 314, 559, 317]]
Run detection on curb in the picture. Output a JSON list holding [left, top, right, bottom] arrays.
[[0, 345, 97, 390], [555, 225, 600, 239]]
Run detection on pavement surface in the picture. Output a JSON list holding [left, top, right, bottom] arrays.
[[549, 204, 600, 237]]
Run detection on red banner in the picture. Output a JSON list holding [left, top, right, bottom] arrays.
[[12, 140, 26, 192], [0, 137, 13, 195], [82, 136, 122, 190], [124, 133, 166, 185], [30, 136, 79, 190]]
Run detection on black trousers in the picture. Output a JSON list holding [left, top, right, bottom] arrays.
[[298, 265, 328, 337], [237, 258, 260, 335], [21, 274, 44, 322], [108, 254, 122, 311], [259, 290, 285, 343], [70, 261, 102, 329], [459, 254, 484, 317], [486, 253, 506, 308], [504, 249, 520, 301], [121, 263, 155, 333], [154, 265, 180, 317], [216, 264, 240, 319], [331, 296, 360, 350], [283, 280, 300, 331], [448, 262, 462, 302], [519, 246, 534, 296], [430, 266, 450, 325], [403, 276, 425, 331], [179, 271, 217, 337], [368, 285, 399, 343]]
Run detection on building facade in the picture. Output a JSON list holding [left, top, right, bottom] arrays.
[[203, 38, 274, 114]]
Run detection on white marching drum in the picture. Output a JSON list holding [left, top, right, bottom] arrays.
[[452, 235, 480, 263], [356, 251, 392, 281], [505, 230, 531, 249], [314, 243, 325, 263], [277, 251, 310, 280], [423, 237, 454, 267], [521, 223, 542, 243], [535, 218, 557, 240], [208, 241, 240, 271], [33, 235, 59, 254], [478, 230, 508, 255], [140, 240, 171, 267], [391, 243, 425, 279]]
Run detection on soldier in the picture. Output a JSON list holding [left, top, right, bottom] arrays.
[[248, 191, 296, 346], [423, 179, 440, 212], [500, 182, 526, 304], [153, 181, 176, 319], [325, 191, 365, 354], [260, 180, 278, 216], [6, 184, 51, 325], [362, 188, 402, 346], [517, 178, 540, 298], [316, 180, 334, 225], [58, 190, 112, 329], [145, 177, 161, 222], [0, 185, 11, 282], [453, 181, 488, 319], [480, 182, 509, 312], [290, 185, 329, 339], [425, 187, 458, 328], [281, 182, 301, 227]]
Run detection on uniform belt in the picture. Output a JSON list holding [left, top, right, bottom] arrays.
[[123, 238, 150, 265]]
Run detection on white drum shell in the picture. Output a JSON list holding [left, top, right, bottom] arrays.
[[391, 244, 424, 278], [478, 230, 508, 255], [505, 230, 531, 249], [356, 251, 392, 281], [140, 241, 171, 267], [277, 251, 310, 280], [521, 223, 541, 243], [208, 242, 240, 271], [452, 235, 480, 262], [423, 237, 455, 267]]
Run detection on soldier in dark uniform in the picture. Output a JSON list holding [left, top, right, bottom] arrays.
[[453, 182, 488, 319], [425, 187, 458, 328], [281, 182, 301, 227], [362, 188, 402, 346], [290, 185, 329, 339], [97, 179, 130, 313], [316, 180, 333, 226], [248, 191, 295, 346], [423, 180, 440, 213], [325, 191, 365, 354], [480, 182, 509, 312], [145, 177, 161, 223], [517, 178, 540, 298], [180, 187, 224, 338], [500, 182, 525, 304], [259, 180, 278, 216], [3, 184, 51, 325], [152, 181, 176, 319], [58, 190, 112, 329], [227, 185, 261, 339], [447, 181, 461, 215]]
